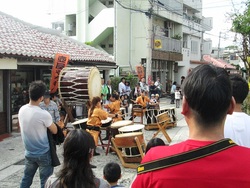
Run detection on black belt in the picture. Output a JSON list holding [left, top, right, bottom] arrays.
[[86, 125, 100, 131]]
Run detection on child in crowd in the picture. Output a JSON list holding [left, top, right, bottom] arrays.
[[145, 137, 166, 154], [57, 111, 68, 137], [149, 94, 159, 109], [103, 162, 124, 188], [175, 87, 181, 108], [119, 94, 129, 116], [154, 94, 160, 109]]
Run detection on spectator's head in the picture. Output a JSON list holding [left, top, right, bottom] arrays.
[[229, 74, 249, 104], [125, 81, 130, 86], [173, 81, 177, 85], [121, 77, 125, 83], [145, 138, 166, 154], [111, 93, 119, 101], [141, 90, 146, 97], [101, 79, 105, 85], [182, 64, 234, 128], [29, 80, 47, 101], [103, 162, 122, 184], [59, 129, 95, 187]]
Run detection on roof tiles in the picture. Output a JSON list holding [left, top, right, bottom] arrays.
[[0, 11, 115, 64]]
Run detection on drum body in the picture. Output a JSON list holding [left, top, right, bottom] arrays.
[[72, 118, 88, 129], [110, 120, 133, 136], [58, 67, 101, 104], [115, 132, 144, 157]]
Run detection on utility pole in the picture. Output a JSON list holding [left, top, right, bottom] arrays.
[[218, 31, 221, 59], [146, 7, 153, 85]]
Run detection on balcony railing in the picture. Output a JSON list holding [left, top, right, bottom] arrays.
[[153, 35, 182, 53]]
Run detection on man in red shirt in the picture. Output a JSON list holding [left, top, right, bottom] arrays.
[[132, 64, 250, 188]]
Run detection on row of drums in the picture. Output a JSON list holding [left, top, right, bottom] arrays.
[[72, 118, 145, 157]]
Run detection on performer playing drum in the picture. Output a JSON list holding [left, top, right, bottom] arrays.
[[104, 94, 123, 122], [87, 96, 122, 155]]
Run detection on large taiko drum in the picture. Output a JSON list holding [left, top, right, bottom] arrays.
[[58, 67, 101, 104]]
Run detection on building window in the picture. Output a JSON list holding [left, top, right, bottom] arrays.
[[101, 44, 106, 48], [109, 44, 113, 48], [109, 1, 113, 5], [191, 41, 198, 54]]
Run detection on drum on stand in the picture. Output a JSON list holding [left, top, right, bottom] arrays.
[[101, 117, 112, 127], [71, 118, 88, 129], [58, 67, 101, 105], [118, 124, 145, 134], [110, 120, 133, 137], [115, 132, 145, 158]]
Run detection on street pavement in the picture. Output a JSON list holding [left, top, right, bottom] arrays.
[[0, 97, 189, 188]]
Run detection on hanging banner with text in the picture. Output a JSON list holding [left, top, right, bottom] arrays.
[[50, 53, 70, 94], [135, 65, 145, 80]]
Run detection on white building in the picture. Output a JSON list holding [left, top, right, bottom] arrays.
[[48, 0, 213, 89]]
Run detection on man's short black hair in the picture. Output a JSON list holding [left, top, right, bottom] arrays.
[[229, 74, 249, 104], [29, 80, 47, 101], [121, 77, 125, 81], [182, 64, 232, 127], [103, 162, 121, 183]]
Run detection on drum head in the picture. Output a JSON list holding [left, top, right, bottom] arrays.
[[111, 120, 133, 128], [115, 132, 143, 138], [88, 67, 101, 101], [72, 118, 88, 125], [118, 124, 145, 133], [101, 117, 112, 124]]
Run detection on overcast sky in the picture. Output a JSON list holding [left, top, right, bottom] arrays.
[[0, 0, 246, 48]]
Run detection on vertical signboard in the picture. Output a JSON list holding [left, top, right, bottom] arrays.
[[50, 53, 70, 93]]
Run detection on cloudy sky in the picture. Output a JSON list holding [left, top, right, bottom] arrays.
[[202, 0, 245, 48], [0, 0, 246, 48]]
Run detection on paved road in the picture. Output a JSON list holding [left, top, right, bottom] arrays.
[[0, 98, 189, 188]]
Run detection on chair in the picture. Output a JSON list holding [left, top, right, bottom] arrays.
[[152, 112, 172, 143], [132, 104, 144, 124], [111, 132, 145, 168]]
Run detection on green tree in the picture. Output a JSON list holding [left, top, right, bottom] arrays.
[[230, 2, 250, 79], [110, 74, 138, 94], [230, 1, 250, 114]]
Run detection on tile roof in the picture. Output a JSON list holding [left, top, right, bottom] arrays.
[[0, 11, 115, 64], [203, 55, 236, 69]]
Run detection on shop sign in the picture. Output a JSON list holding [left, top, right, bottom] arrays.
[[50, 53, 70, 93]]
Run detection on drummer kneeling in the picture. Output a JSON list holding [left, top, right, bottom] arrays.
[[87, 96, 122, 156]]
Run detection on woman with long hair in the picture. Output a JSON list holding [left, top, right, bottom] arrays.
[[45, 129, 110, 188]]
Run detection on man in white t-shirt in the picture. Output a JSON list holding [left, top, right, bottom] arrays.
[[19, 81, 57, 188], [118, 77, 126, 96], [224, 74, 250, 147]]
